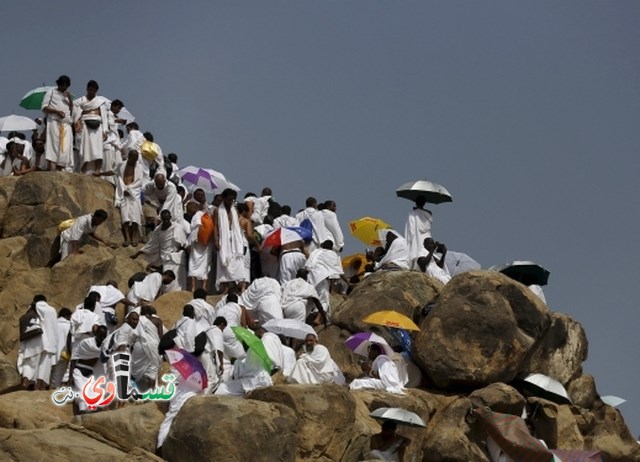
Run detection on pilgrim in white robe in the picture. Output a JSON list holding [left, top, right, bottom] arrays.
[[215, 205, 246, 287], [281, 277, 319, 322], [281, 345, 296, 377], [126, 273, 168, 306], [17, 320, 43, 382], [102, 109, 121, 183], [240, 277, 283, 325], [157, 376, 200, 449], [50, 316, 71, 387], [295, 207, 331, 250], [131, 316, 161, 390], [272, 214, 297, 229], [88, 284, 125, 329], [377, 233, 410, 270], [34, 301, 58, 383], [349, 354, 406, 394], [188, 297, 216, 333], [71, 336, 106, 412], [215, 349, 272, 396], [115, 160, 144, 225], [288, 344, 344, 385], [187, 211, 213, 280], [425, 254, 451, 285], [306, 248, 343, 315], [254, 223, 279, 278], [322, 209, 344, 251], [60, 214, 97, 260], [42, 88, 74, 170], [173, 316, 197, 353], [122, 129, 145, 159], [143, 173, 183, 223], [141, 222, 188, 289], [199, 325, 225, 394], [260, 332, 287, 373], [277, 248, 307, 284], [73, 95, 108, 169], [404, 208, 432, 269]]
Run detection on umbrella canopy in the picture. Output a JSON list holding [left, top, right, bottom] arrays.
[[370, 407, 426, 427], [493, 261, 550, 286], [19, 86, 76, 110], [550, 449, 603, 461], [363, 310, 420, 331], [342, 253, 367, 274], [231, 326, 272, 372], [395, 180, 452, 204], [345, 332, 395, 357], [203, 168, 240, 193], [444, 250, 481, 276], [600, 395, 626, 407], [262, 318, 316, 340], [117, 106, 135, 125], [177, 166, 220, 192], [521, 373, 571, 405], [0, 114, 37, 132], [262, 226, 312, 247], [164, 348, 208, 391], [349, 216, 391, 247]]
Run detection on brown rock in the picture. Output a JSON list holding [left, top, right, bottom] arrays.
[[415, 271, 550, 389], [584, 404, 640, 461], [81, 402, 165, 452], [162, 394, 298, 462], [152, 290, 224, 328], [468, 383, 526, 416], [249, 384, 357, 462], [567, 374, 598, 409], [523, 312, 588, 385], [317, 324, 363, 381], [332, 270, 440, 335], [0, 391, 74, 429], [526, 397, 584, 449], [0, 353, 20, 393]]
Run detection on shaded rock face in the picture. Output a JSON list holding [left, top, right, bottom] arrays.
[[332, 270, 440, 335], [414, 271, 550, 389], [163, 395, 298, 462], [0, 353, 20, 393], [0, 391, 73, 430], [468, 383, 526, 416], [568, 374, 598, 409]]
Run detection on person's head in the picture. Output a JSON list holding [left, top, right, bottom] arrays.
[[161, 269, 176, 285], [127, 150, 139, 165], [193, 188, 206, 204], [55, 75, 71, 91], [281, 205, 291, 216], [226, 293, 238, 303], [261, 187, 272, 196], [380, 420, 397, 436], [368, 343, 383, 361], [244, 192, 256, 200], [110, 99, 123, 114], [212, 194, 222, 207], [95, 325, 108, 345], [325, 200, 336, 212], [320, 240, 334, 250], [305, 197, 317, 208], [194, 288, 208, 300], [317, 202, 326, 211], [125, 311, 139, 329], [385, 231, 398, 246], [167, 153, 178, 164], [106, 279, 118, 288], [213, 316, 227, 329], [221, 188, 237, 209], [159, 210, 172, 228], [304, 333, 318, 352], [86, 80, 99, 98], [236, 203, 250, 218], [254, 326, 267, 338], [154, 172, 166, 189], [415, 195, 427, 209], [126, 121, 139, 132], [185, 201, 199, 217], [33, 138, 45, 154], [423, 238, 436, 252], [295, 268, 309, 281], [263, 215, 274, 226], [143, 131, 154, 142], [183, 304, 195, 319], [92, 209, 108, 226], [58, 307, 72, 320], [83, 296, 97, 312], [177, 186, 187, 199], [140, 305, 154, 317]]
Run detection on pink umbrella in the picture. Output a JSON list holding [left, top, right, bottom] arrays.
[[345, 332, 395, 357], [164, 348, 208, 391]]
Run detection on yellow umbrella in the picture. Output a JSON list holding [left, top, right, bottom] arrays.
[[348, 216, 391, 247], [342, 253, 367, 274], [363, 310, 421, 331]]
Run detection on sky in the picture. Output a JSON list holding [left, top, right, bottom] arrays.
[[2, 1, 639, 435]]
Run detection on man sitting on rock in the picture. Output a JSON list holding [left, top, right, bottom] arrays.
[[287, 333, 344, 385], [416, 238, 451, 285], [375, 231, 410, 271], [349, 343, 406, 394]]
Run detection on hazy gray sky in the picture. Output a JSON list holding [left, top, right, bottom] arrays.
[[3, 1, 639, 434]]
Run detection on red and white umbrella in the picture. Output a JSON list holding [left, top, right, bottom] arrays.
[[262, 226, 312, 248]]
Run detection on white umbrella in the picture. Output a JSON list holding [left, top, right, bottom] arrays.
[[396, 180, 453, 204], [117, 106, 135, 125], [370, 407, 426, 427], [0, 114, 37, 132], [262, 318, 316, 340], [522, 373, 571, 405], [345, 332, 395, 357], [601, 395, 627, 407], [203, 168, 240, 193], [444, 251, 481, 276]]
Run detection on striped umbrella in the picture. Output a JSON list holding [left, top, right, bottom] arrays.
[[177, 166, 220, 192]]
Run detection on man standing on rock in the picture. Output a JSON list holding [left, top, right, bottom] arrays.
[[349, 343, 406, 394], [42, 75, 74, 171]]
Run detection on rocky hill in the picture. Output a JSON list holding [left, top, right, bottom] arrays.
[[0, 173, 637, 461]]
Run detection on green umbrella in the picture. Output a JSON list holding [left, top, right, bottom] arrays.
[[231, 326, 272, 372], [19, 86, 74, 110]]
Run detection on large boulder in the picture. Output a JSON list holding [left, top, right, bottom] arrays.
[[332, 270, 440, 335], [249, 384, 357, 462], [526, 397, 584, 449], [317, 324, 362, 381], [0, 353, 20, 393], [567, 374, 598, 409], [584, 404, 640, 461], [81, 402, 165, 453], [414, 271, 550, 389], [468, 382, 526, 416], [162, 395, 298, 462], [0, 391, 73, 429], [522, 312, 588, 385]]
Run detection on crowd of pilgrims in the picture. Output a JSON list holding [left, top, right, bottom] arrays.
[[14, 75, 449, 457]]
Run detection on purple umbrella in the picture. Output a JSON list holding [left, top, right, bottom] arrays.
[[345, 332, 395, 357], [164, 348, 208, 391]]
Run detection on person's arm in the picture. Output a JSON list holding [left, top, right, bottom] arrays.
[[212, 210, 220, 251], [436, 244, 447, 269], [309, 297, 328, 327], [88, 232, 118, 249], [243, 220, 260, 250], [398, 437, 410, 462], [216, 349, 224, 375]]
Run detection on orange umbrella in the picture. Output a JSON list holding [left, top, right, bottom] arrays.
[[342, 253, 367, 274], [363, 310, 421, 331], [348, 216, 391, 247]]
